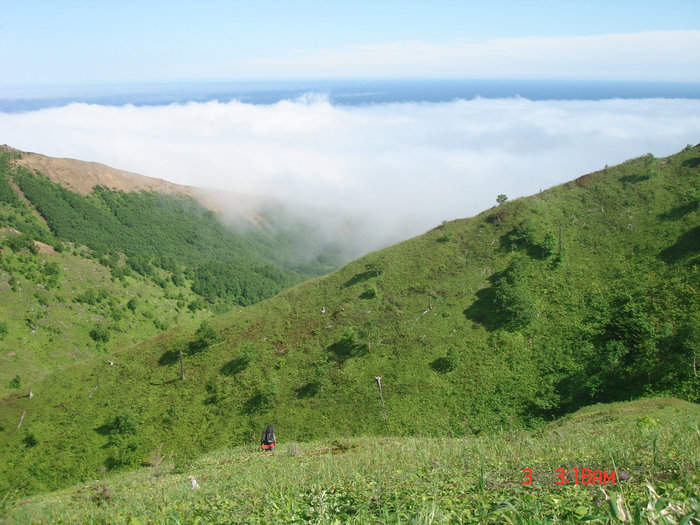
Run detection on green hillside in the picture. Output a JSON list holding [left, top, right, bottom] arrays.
[[0, 145, 698, 499], [3, 398, 699, 523], [0, 227, 215, 397], [0, 148, 343, 309], [0, 147, 347, 393]]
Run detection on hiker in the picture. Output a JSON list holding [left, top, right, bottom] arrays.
[[261, 424, 276, 452]]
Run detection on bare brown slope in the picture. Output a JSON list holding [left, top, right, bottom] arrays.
[[1, 145, 229, 213], [5, 145, 197, 196]]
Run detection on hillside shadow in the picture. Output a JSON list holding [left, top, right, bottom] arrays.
[[659, 226, 700, 264], [681, 156, 700, 168], [463, 273, 504, 331], [620, 174, 650, 184], [94, 423, 113, 436], [658, 201, 699, 221], [242, 391, 272, 414], [499, 230, 541, 258], [430, 357, 455, 374], [343, 270, 376, 288], [295, 381, 321, 398], [220, 357, 249, 376], [328, 339, 369, 363], [158, 349, 180, 366]]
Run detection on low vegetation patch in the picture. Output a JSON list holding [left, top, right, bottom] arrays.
[[2, 398, 698, 524]]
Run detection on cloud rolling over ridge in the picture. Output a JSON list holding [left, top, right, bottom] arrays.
[[1, 96, 699, 254]]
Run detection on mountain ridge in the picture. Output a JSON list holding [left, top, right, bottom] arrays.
[[3, 144, 202, 197], [1, 145, 276, 226]]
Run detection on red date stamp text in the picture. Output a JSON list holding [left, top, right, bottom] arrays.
[[522, 467, 616, 485]]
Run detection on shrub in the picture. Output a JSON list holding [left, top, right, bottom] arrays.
[[513, 219, 536, 245], [22, 433, 38, 448], [75, 288, 109, 306], [361, 285, 378, 299], [42, 261, 60, 277], [437, 231, 454, 243], [196, 320, 220, 345], [542, 232, 558, 258], [126, 297, 138, 312], [5, 233, 34, 253], [493, 258, 536, 330], [190, 320, 220, 352], [103, 409, 140, 435], [89, 325, 111, 343]]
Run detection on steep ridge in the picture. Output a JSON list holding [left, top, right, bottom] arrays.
[[4, 145, 222, 212], [0, 144, 698, 496]]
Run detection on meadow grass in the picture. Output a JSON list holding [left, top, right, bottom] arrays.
[[0, 240, 211, 397], [3, 398, 698, 524]]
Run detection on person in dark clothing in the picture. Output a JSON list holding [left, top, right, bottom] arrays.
[[261, 425, 276, 451]]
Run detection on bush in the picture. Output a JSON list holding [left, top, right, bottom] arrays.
[[126, 297, 138, 312], [493, 258, 536, 331], [196, 320, 219, 345], [104, 410, 140, 435], [101, 410, 143, 469], [8, 375, 20, 389], [437, 231, 454, 243], [512, 220, 536, 245], [361, 285, 378, 299], [75, 288, 109, 306], [42, 261, 60, 277], [189, 320, 220, 352], [5, 233, 35, 253], [22, 433, 38, 448], [542, 232, 558, 258], [89, 325, 110, 343], [106, 435, 143, 470]]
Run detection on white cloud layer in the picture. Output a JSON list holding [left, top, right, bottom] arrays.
[[1, 97, 700, 253]]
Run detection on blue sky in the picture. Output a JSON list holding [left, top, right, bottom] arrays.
[[1, 0, 699, 85]]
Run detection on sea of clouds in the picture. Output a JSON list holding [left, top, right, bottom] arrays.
[[1, 96, 699, 253]]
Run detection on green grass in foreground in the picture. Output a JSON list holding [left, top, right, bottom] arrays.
[[2, 398, 698, 524]]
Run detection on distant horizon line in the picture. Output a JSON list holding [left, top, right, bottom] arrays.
[[3, 77, 700, 91]]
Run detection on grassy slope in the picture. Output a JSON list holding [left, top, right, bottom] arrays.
[[0, 237, 211, 397], [3, 398, 698, 524], [0, 145, 698, 498]]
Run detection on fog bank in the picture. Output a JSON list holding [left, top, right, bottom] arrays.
[[1, 96, 699, 254]]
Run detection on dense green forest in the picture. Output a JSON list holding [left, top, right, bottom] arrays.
[[1, 145, 697, 501], [1, 149, 344, 308]]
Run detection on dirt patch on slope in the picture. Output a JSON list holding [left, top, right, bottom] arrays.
[[2, 145, 257, 221], [12, 149, 199, 197], [33, 241, 55, 254]]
